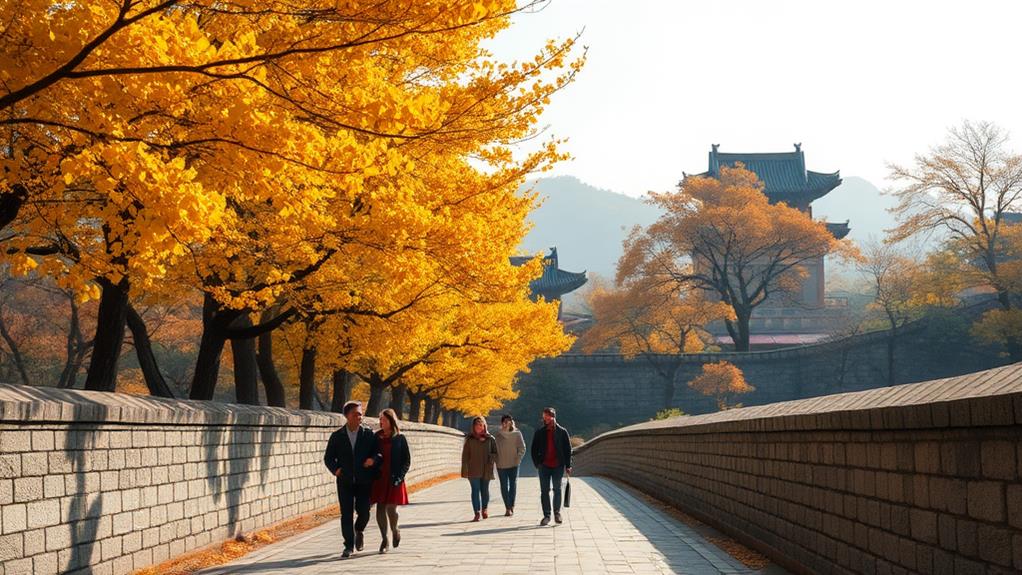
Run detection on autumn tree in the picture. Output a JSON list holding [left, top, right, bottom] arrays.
[[888, 120, 1022, 359], [618, 165, 848, 352], [1, 1, 583, 402], [688, 361, 753, 411], [579, 275, 732, 407]]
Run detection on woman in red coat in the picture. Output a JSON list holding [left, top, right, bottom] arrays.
[[371, 408, 410, 553]]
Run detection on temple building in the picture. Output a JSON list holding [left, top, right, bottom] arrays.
[[690, 144, 852, 342], [510, 247, 587, 319]]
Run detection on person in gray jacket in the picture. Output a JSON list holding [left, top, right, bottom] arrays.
[[494, 414, 527, 516]]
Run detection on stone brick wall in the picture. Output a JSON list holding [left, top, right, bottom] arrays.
[[573, 363, 1022, 575], [519, 305, 1008, 430], [0, 385, 465, 575]]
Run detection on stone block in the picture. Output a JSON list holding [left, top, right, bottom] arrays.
[[977, 524, 1013, 567], [44, 524, 71, 552], [966, 480, 1004, 523], [23, 528, 44, 556], [13, 477, 42, 503], [26, 499, 60, 529], [33, 551, 59, 575], [909, 509, 938, 545], [2, 503, 26, 534], [957, 518, 979, 557], [31, 431, 54, 452], [112, 512, 133, 536], [0, 454, 22, 478], [981, 440, 1017, 481], [0, 431, 31, 453], [43, 475, 64, 499], [0, 532, 23, 562]]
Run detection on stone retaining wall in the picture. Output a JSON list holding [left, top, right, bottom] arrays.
[[0, 386, 465, 575], [573, 363, 1022, 575]]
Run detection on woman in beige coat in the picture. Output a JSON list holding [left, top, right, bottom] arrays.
[[494, 414, 526, 516]]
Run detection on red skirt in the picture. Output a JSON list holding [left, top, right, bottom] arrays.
[[371, 477, 409, 505], [371, 435, 409, 505]]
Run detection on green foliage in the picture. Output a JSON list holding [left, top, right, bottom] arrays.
[[651, 407, 685, 421]]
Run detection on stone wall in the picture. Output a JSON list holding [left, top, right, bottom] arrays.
[[0, 385, 465, 575], [517, 306, 1009, 431], [573, 363, 1022, 575]]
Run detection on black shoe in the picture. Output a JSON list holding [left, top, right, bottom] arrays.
[[380, 537, 389, 554], [355, 531, 364, 551], [342, 547, 352, 558], [554, 512, 563, 524], [393, 530, 401, 548], [540, 516, 550, 526]]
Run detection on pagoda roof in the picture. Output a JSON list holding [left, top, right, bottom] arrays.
[[826, 221, 851, 240], [511, 248, 588, 298], [696, 143, 842, 204]]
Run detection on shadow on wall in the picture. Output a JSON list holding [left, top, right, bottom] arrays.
[[66, 400, 108, 573], [204, 415, 284, 539]]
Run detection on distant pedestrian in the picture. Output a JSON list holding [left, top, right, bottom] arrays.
[[371, 408, 410, 554], [461, 415, 497, 521], [324, 401, 381, 558], [494, 414, 526, 516], [530, 407, 572, 526]]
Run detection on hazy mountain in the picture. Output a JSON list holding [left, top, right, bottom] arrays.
[[518, 176, 661, 282], [811, 176, 898, 246], [519, 174, 905, 298]]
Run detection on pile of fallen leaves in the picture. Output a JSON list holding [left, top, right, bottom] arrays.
[[133, 473, 459, 575]]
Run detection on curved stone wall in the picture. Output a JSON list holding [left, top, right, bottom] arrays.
[[573, 363, 1022, 575], [0, 386, 465, 575]]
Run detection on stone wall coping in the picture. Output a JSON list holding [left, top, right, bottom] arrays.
[[575, 362, 1022, 450], [552, 299, 1000, 367], [0, 383, 465, 436]]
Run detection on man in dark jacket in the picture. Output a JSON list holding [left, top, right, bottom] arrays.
[[530, 406, 572, 525], [324, 401, 381, 557]]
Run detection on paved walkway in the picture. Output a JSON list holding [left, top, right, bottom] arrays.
[[200, 477, 783, 575]]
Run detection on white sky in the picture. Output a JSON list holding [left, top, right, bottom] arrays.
[[485, 0, 1022, 197]]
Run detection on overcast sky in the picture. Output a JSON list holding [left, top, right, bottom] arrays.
[[485, 0, 1022, 198]]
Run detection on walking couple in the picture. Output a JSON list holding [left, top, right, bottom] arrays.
[[460, 407, 573, 525], [323, 402, 411, 558]]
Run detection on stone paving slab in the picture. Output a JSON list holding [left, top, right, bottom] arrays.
[[199, 477, 785, 575]]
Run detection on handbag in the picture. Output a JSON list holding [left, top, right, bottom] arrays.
[[563, 475, 571, 508]]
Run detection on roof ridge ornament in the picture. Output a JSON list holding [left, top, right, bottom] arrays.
[[794, 142, 802, 152]]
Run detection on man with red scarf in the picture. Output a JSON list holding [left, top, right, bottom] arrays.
[[530, 407, 573, 525]]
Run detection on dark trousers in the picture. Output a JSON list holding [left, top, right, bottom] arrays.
[[538, 465, 565, 518], [337, 480, 372, 549], [496, 467, 519, 509]]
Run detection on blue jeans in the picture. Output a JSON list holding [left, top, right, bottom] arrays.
[[496, 467, 519, 509], [538, 465, 564, 518], [468, 478, 490, 513]]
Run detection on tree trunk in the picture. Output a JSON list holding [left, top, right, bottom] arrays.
[[388, 383, 406, 417], [189, 294, 236, 400], [256, 316, 286, 407], [84, 277, 130, 391], [230, 315, 260, 405], [409, 391, 423, 422], [58, 296, 88, 389], [732, 308, 752, 352], [299, 346, 317, 410], [125, 306, 175, 398], [0, 306, 29, 386], [331, 370, 354, 413], [366, 376, 387, 417], [424, 397, 439, 425]]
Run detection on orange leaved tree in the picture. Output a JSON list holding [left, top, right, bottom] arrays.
[[618, 165, 848, 352]]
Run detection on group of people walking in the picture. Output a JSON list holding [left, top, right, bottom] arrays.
[[324, 402, 572, 559], [460, 407, 572, 525]]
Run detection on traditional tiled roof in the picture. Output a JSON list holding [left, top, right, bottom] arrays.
[[694, 143, 842, 205], [826, 221, 851, 240], [511, 247, 587, 298]]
